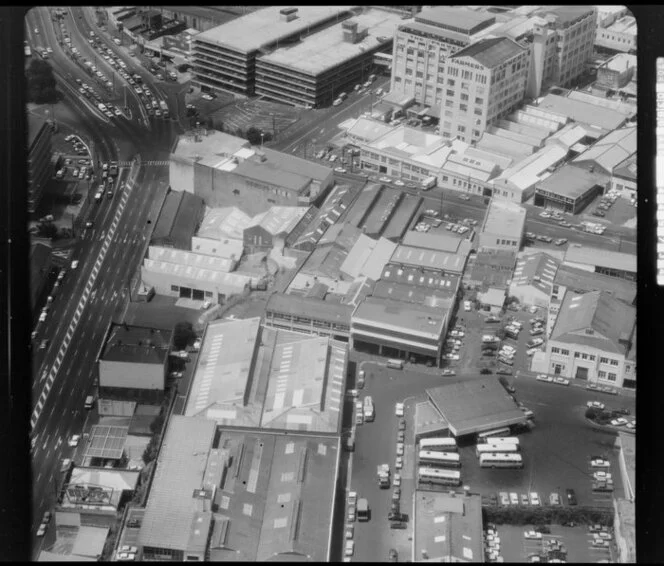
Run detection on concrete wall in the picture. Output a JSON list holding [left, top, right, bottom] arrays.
[[99, 360, 165, 390], [169, 155, 195, 193]]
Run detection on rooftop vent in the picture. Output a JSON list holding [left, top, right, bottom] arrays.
[[280, 7, 298, 22]]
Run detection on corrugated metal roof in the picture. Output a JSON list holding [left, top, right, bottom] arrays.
[[197, 207, 253, 240], [572, 126, 636, 174], [536, 94, 627, 132], [510, 252, 560, 295], [266, 293, 353, 325], [391, 245, 467, 274], [564, 244, 636, 273]]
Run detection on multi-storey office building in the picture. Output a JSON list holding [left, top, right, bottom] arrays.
[[191, 6, 355, 96], [255, 9, 405, 107], [390, 7, 496, 109], [438, 36, 528, 143], [28, 115, 53, 214]]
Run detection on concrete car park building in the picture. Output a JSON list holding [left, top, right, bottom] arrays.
[[255, 9, 406, 107], [544, 290, 636, 388], [170, 130, 334, 216], [28, 114, 53, 214], [191, 6, 356, 96]]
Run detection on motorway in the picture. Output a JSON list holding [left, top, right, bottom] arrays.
[[26, 7, 178, 557]]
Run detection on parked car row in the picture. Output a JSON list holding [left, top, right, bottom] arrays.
[[536, 374, 570, 386], [484, 523, 502, 562]]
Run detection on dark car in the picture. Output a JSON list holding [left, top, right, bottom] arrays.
[[480, 368, 493, 374], [566, 489, 577, 506], [390, 520, 407, 529], [613, 408, 630, 416], [390, 501, 400, 514], [398, 418, 406, 431], [482, 350, 496, 357], [496, 369, 513, 376], [389, 549, 398, 562]]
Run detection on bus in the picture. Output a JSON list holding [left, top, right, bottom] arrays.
[[422, 176, 437, 190], [479, 453, 524, 469], [418, 467, 461, 487], [418, 450, 461, 468], [387, 359, 404, 370], [363, 396, 375, 422], [419, 438, 458, 452], [475, 444, 519, 457], [479, 436, 519, 446], [477, 427, 511, 441]]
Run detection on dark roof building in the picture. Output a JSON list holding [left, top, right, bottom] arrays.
[[425, 377, 526, 437], [100, 324, 171, 365], [534, 164, 605, 214], [450, 36, 524, 69], [464, 249, 518, 290], [151, 190, 206, 249]]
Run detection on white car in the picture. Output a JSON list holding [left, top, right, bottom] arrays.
[[528, 338, 544, 347], [593, 471, 612, 481], [441, 369, 456, 376], [553, 377, 570, 386], [444, 353, 460, 361], [509, 492, 519, 505], [39, 311, 47, 323], [611, 417, 628, 426], [71, 260, 79, 269], [345, 540, 355, 557], [395, 402, 404, 417], [201, 93, 214, 100], [395, 456, 403, 470], [348, 389, 359, 398], [36, 524, 47, 537], [463, 300, 472, 312], [60, 458, 72, 472], [394, 180, 405, 186], [499, 492, 510, 505], [68, 434, 81, 447], [449, 330, 465, 338], [539, 211, 551, 218], [526, 347, 541, 356], [587, 401, 605, 410], [524, 530, 543, 540], [625, 420, 636, 430], [591, 458, 610, 469], [396, 442, 404, 456], [529, 492, 541, 506], [536, 374, 553, 382], [393, 473, 401, 487], [501, 345, 516, 354]]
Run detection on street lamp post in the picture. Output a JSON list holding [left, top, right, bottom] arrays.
[[260, 131, 264, 148]]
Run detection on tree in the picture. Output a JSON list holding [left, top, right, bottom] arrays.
[[149, 412, 165, 434], [246, 126, 262, 145], [173, 321, 195, 350], [26, 59, 58, 104]]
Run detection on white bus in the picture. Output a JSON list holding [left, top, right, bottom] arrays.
[[479, 436, 519, 447], [363, 396, 375, 422], [419, 438, 458, 452], [476, 444, 519, 457], [479, 453, 524, 469], [418, 467, 461, 487], [422, 176, 437, 190], [477, 427, 511, 441], [418, 450, 461, 468]]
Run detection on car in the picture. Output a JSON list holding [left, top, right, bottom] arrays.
[[625, 420, 636, 430], [449, 330, 465, 338], [587, 401, 605, 410], [36, 524, 47, 537], [347, 389, 359, 399], [39, 339, 49, 350], [392, 487, 401, 501], [592, 539, 609, 548], [526, 347, 541, 356], [68, 434, 81, 447], [444, 353, 460, 361], [424, 209, 439, 218], [397, 430, 405, 443], [591, 458, 610, 468], [120, 546, 138, 554], [566, 489, 577, 505], [38, 311, 47, 323], [496, 369, 513, 376], [529, 492, 541, 506], [610, 417, 628, 426], [594, 531, 613, 540], [524, 530, 543, 540], [441, 369, 456, 376], [499, 491, 509, 505], [395, 456, 403, 470], [549, 492, 561, 506], [463, 300, 472, 312], [539, 211, 551, 218], [42, 511, 52, 524], [509, 492, 519, 505], [486, 315, 500, 323], [459, 194, 470, 201], [553, 377, 569, 386], [527, 338, 545, 348], [395, 402, 405, 417], [201, 93, 214, 101], [554, 238, 568, 246], [345, 524, 354, 539], [347, 506, 356, 522], [398, 418, 406, 431], [613, 407, 631, 416], [344, 539, 355, 557], [520, 493, 529, 506], [593, 470, 612, 481], [521, 407, 535, 419], [392, 473, 401, 487]]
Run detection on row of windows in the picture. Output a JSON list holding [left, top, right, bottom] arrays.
[[597, 371, 618, 382], [551, 348, 622, 367], [495, 238, 518, 246]]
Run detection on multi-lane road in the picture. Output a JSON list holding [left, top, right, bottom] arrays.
[[27, 7, 178, 557]]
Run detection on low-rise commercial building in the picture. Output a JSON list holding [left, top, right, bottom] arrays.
[[138, 417, 339, 561], [243, 206, 315, 251], [150, 190, 206, 250], [340, 235, 398, 281], [509, 252, 560, 308], [464, 248, 518, 291], [544, 290, 635, 388], [28, 114, 53, 214], [610, 153, 636, 198], [170, 130, 333, 216], [97, 323, 172, 403], [255, 9, 406, 107], [571, 125, 636, 184], [563, 243, 636, 282], [595, 14, 636, 53], [535, 93, 629, 136], [264, 293, 353, 341], [414, 492, 484, 562], [351, 296, 448, 366], [478, 199, 526, 251], [533, 164, 605, 214], [596, 53, 636, 89]]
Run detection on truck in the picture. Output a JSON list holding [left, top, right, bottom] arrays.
[[158, 100, 170, 118], [363, 396, 375, 422], [357, 498, 370, 521], [377, 464, 391, 488]]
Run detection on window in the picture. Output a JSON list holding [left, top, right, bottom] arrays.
[[599, 357, 609, 364], [607, 372, 617, 382], [459, 104, 467, 112], [457, 125, 466, 133], [446, 89, 455, 97], [472, 129, 480, 137], [574, 352, 580, 358], [475, 97, 484, 105], [588, 355, 595, 361], [610, 359, 619, 366], [581, 353, 588, 360], [445, 100, 454, 108], [460, 93, 469, 101], [598, 370, 607, 379], [474, 108, 483, 116], [551, 347, 560, 354], [448, 79, 455, 86], [205, 291, 213, 298], [560, 349, 569, 356], [171, 285, 179, 292]]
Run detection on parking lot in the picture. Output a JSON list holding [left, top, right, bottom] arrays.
[[488, 524, 615, 563]]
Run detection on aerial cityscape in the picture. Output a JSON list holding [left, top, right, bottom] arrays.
[[26, 5, 636, 562]]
